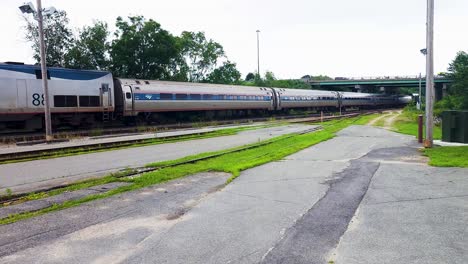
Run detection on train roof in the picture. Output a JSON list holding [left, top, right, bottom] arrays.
[[116, 79, 396, 97], [0, 63, 111, 80]]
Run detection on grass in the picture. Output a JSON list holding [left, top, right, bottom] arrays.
[[0, 125, 269, 165], [423, 146, 468, 167], [391, 107, 442, 140], [0, 114, 376, 225], [373, 116, 386, 127]]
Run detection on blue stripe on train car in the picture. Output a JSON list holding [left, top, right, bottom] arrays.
[[0, 63, 110, 80], [134, 93, 271, 101]]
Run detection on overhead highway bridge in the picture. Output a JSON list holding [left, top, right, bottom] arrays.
[[308, 75, 453, 101]]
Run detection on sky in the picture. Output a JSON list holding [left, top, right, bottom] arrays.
[[1, 0, 467, 79]]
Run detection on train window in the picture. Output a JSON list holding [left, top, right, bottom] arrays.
[[35, 69, 51, 79], [135, 80, 140, 84], [126, 92, 132, 99], [203, 94, 213, 100], [190, 94, 201, 100], [101, 83, 109, 92], [54, 95, 78, 107], [79, 96, 100, 107], [175, 94, 188, 100], [145, 81, 150, 85], [160, 93, 173, 100]]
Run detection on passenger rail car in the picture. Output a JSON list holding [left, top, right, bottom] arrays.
[[0, 63, 411, 130], [0, 63, 113, 129]]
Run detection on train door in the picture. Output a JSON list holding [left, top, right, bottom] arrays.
[[100, 83, 111, 108], [121, 85, 134, 116]]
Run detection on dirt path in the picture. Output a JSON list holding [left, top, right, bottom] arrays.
[[367, 113, 387, 126], [367, 111, 392, 126], [383, 110, 402, 129]]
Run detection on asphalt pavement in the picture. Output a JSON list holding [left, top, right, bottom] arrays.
[[0, 125, 466, 264], [0, 124, 315, 194]]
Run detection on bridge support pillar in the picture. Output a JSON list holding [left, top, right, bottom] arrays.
[[442, 83, 448, 98], [354, 85, 362, 93], [434, 83, 445, 101]]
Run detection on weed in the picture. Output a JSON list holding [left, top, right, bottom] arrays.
[[0, 115, 373, 225], [89, 128, 104, 137]]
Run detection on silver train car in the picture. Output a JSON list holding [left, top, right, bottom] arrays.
[[0, 63, 411, 130], [0, 63, 113, 129], [114, 79, 277, 118]]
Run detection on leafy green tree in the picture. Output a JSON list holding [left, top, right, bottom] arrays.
[[265, 71, 276, 82], [64, 21, 110, 70], [110, 16, 180, 79], [205, 61, 241, 84], [446, 51, 468, 109], [245, 72, 255, 81], [24, 10, 74, 67], [179, 31, 225, 82], [311, 75, 333, 81]]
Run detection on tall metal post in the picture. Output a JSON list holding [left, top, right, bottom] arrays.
[[418, 72, 422, 109], [424, 0, 434, 148], [36, 0, 53, 141], [256, 30, 260, 77]]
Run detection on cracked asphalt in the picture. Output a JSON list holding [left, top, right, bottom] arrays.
[[0, 125, 466, 264], [0, 124, 315, 194]]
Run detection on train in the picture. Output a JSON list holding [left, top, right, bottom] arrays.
[[0, 62, 412, 130]]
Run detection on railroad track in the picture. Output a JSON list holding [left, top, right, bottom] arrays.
[[0, 110, 383, 164], [0, 109, 392, 144], [0, 112, 319, 144], [0, 110, 382, 204]]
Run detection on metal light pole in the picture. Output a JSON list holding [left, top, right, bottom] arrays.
[[36, 0, 53, 141], [418, 72, 422, 110], [256, 30, 260, 77], [424, 0, 434, 148], [19, 1, 55, 141]]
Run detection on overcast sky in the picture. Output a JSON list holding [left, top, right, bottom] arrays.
[[1, 0, 467, 79]]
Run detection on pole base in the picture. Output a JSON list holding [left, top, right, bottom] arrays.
[[45, 135, 54, 142], [423, 139, 433, 148]]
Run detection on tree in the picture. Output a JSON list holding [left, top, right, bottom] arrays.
[[110, 16, 180, 80], [205, 61, 241, 84], [311, 75, 333, 81], [245, 72, 255, 81], [64, 21, 110, 70], [446, 51, 468, 109], [264, 71, 276, 87], [24, 10, 74, 67], [179, 31, 225, 82]]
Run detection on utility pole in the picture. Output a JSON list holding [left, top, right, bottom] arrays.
[[36, 0, 53, 141], [424, 0, 434, 148], [256, 30, 260, 77], [418, 72, 422, 110], [19, 1, 57, 142]]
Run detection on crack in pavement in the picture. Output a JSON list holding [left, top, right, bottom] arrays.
[[367, 194, 468, 205], [223, 191, 302, 205]]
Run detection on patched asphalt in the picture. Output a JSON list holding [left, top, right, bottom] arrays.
[[260, 160, 380, 264], [1, 125, 467, 264]]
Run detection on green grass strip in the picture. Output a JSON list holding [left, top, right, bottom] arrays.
[[423, 146, 468, 167], [391, 108, 442, 140], [0, 115, 375, 225]]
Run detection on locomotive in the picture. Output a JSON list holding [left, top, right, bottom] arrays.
[[0, 62, 411, 130]]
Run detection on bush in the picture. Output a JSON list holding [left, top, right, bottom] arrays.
[[434, 96, 463, 117]]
